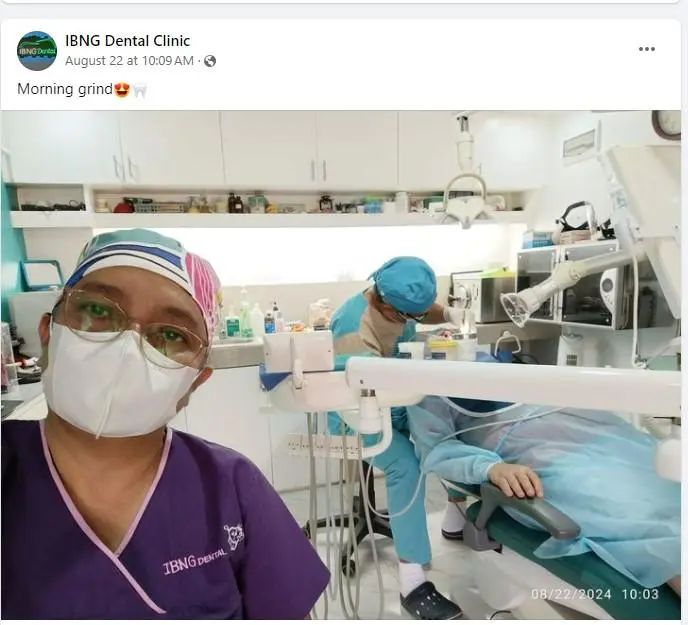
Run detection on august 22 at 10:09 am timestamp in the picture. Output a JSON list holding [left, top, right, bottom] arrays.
[[64, 54, 197, 69]]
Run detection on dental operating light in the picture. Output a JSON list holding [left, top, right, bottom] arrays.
[[442, 113, 491, 227]]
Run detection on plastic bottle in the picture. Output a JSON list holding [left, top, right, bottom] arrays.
[[250, 303, 265, 338], [273, 302, 286, 333], [238, 288, 254, 338], [225, 306, 241, 338], [264, 308, 276, 334]]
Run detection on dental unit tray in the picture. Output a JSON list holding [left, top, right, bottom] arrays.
[[261, 332, 424, 413]]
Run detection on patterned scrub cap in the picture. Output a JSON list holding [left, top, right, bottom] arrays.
[[65, 229, 222, 338]]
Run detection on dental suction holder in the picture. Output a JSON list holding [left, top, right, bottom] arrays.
[[261, 331, 424, 458]]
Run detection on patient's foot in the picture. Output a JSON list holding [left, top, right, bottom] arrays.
[[441, 500, 466, 541], [400, 581, 463, 620]]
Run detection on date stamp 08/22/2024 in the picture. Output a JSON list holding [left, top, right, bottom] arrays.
[[531, 587, 661, 602]]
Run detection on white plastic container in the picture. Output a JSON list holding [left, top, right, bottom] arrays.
[[395, 192, 410, 214], [427, 338, 461, 361], [250, 303, 265, 338], [309, 299, 333, 329], [398, 342, 425, 360], [273, 303, 286, 333]]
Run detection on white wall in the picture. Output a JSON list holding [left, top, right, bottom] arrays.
[[220, 275, 456, 324], [21, 222, 526, 321], [23, 224, 526, 286], [532, 111, 676, 230], [153, 223, 524, 285]]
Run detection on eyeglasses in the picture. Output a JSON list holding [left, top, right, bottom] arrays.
[[55, 289, 209, 369], [398, 311, 426, 323], [373, 288, 426, 323]]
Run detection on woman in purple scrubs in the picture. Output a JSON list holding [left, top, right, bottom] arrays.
[[2, 229, 330, 619]]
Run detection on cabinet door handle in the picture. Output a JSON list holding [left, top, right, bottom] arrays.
[[311, 159, 315, 182], [112, 155, 123, 181], [127, 156, 137, 181], [322, 160, 327, 182]]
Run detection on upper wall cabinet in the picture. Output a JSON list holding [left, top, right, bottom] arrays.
[[221, 111, 318, 188], [118, 112, 225, 187], [398, 111, 460, 190], [221, 111, 398, 191], [315, 111, 398, 190], [2, 111, 123, 185], [2, 111, 225, 187]]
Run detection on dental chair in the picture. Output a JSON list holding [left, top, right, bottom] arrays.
[[447, 481, 681, 620]]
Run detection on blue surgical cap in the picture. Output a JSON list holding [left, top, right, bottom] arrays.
[[369, 256, 437, 315]]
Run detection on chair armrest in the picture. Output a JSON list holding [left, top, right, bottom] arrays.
[[475, 482, 581, 540]]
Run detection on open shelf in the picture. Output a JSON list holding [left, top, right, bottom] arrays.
[[9, 211, 93, 229], [11, 210, 531, 230]]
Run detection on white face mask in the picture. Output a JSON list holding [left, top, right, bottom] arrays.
[[42, 324, 201, 438]]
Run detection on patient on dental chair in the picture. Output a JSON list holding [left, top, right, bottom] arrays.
[[406, 356, 681, 597]]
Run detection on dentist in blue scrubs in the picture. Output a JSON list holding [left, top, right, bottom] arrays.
[[327, 257, 464, 620]]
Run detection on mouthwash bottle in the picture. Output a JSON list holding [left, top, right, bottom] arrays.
[[225, 306, 241, 338]]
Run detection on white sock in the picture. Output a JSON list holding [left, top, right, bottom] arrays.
[[399, 562, 426, 597], [442, 500, 467, 534]]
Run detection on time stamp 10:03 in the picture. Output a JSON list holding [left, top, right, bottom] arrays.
[[531, 588, 661, 602]]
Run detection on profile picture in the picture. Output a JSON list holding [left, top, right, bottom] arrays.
[[17, 31, 58, 71]]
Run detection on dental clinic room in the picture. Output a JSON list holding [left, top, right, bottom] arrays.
[[0, 110, 682, 620]]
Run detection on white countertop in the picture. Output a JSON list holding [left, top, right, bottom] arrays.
[[210, 336, 264, 369], [2, 382, 45, 421]]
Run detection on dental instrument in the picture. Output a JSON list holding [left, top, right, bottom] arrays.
[[497, 145, 681, 481]]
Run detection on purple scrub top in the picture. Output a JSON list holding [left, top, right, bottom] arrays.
[[1, 420, 330, 619]]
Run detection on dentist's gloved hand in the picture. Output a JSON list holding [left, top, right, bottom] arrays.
[[443, 306, 463, 327]]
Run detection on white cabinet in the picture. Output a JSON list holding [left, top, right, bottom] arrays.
[[2, 111, 122, 185], [471, 112, 551, 192], [118, 111, 225, 186], [398, 111, 459, 190], [221, 111, 318, 188], [221, 111, 398, 191], [183, 367, 273, 482], [315, 111, 398, 189]]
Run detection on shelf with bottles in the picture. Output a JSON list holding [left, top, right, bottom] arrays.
[[9, 186, 537, 229]]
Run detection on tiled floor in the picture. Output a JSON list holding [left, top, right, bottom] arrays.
[[282, 475, 529, 620]]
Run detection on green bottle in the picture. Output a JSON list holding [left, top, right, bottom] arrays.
[[238, 288, 254, 339], [225, 306, 241, 338]]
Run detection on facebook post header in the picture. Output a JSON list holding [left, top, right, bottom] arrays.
[[1, 19, 681, 111]]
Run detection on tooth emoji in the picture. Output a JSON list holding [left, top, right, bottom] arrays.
[[133, 83, 147, 98]]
